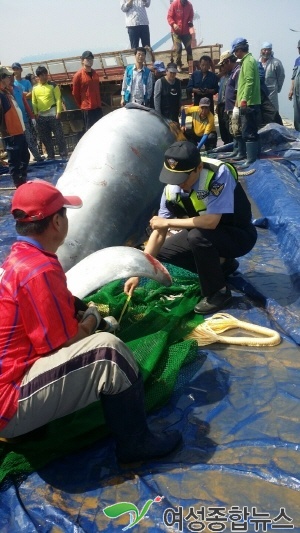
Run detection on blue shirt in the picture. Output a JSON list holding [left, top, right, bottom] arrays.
[[186, 70, 219, 106], [13, 83, 28, 123], [225, 64, 240, 112], [14, 78, 32, 93]]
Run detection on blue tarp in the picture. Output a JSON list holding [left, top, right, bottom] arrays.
[[0, 125, 300, 532]]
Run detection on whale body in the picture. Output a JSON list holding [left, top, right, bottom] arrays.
[[56, 105, 180, 271]]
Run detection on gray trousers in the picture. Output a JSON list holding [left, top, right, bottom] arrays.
[[294, 85, 300, 132], [0, 333, 139, 438]]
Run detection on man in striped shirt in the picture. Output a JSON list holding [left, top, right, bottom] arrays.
[[0, 181, 180, 463], [120, 0, 151, 49]]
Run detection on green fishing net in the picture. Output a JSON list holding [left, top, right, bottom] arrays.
[[0, 265, 204, 487]]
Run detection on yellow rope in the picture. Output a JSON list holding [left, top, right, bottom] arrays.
[[185, 313, 281, 347], [118, 295, 131, 324]]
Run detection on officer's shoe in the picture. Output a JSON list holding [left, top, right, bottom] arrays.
[[221, 258, 239, 278], [194, 288, 232, 315]]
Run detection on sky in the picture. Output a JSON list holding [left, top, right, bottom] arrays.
[[1, 0, 300, 120]]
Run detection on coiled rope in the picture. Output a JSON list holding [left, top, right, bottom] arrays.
[[186, 313, 281, 347]]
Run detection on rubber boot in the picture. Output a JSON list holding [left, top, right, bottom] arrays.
[[230, 137, 246, 162], [238, 141, 259, 169], [12, 174, 26, 188], [257, 137, 261, 158], [219, 138, 239, 160], [101, 375, 182, 463]]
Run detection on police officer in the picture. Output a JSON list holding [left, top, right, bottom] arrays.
[[125, 141, 257, 314]]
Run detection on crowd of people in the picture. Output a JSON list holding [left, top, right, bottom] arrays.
[[1, 0, 300, 185], [0, 3, 300, 467], [118, 36, 288, 171], [1, 29, 299, 187]]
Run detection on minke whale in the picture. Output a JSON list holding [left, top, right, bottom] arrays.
[[65, 246, 172, 299], [56, 104, 182, 271]]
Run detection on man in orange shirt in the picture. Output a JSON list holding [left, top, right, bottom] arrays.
[[72, 51, 103, 132], [0, 66, 30, 187]]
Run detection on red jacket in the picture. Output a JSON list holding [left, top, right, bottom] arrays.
[[167, 0, 194, 36], [72, 68, 102, 110]]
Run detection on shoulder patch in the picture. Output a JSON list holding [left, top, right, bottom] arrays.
[[196, 190, 209, 200], [210, 182, 225, 196]]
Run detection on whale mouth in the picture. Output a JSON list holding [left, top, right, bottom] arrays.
[[66, 246, 172, 299]]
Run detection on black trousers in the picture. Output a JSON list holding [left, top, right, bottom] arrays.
[[217, 103, 233, 144], [259, 92, 283, 127], [127, 25, 150, 49], [240, 105, 260, 142], [157, 225, 257, 296], [3, 134, 30, 187], [83, 108, 103, 131], [185, 130, 217, 151]]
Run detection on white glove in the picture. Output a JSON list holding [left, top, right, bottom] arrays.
[[232, 106, 239, 121], [31, 119, 36, 127], [103, 316, 120, 334]]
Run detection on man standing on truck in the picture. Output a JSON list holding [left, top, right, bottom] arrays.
[[72, 51, 103, 132], [167, 0, 194, 73], [120, 0, 151, 50]]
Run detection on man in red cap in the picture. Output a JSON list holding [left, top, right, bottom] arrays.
[[0, 181, 180, 463]]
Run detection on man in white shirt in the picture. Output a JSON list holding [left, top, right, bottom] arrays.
[[120, 0, 151, 49]]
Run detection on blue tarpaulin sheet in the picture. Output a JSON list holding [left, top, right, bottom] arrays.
[[0, 124, 300, 532]]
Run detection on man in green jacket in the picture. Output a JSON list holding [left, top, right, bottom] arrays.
[[231, 37, 261, 168]]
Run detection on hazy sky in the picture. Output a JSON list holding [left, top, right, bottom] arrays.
[[1, 0, 300, 119]]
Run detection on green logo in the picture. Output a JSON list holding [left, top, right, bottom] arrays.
[[103, 495, 163, 530]]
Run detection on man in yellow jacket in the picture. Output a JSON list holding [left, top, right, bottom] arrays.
[[181, 97, 217, 151], [32, 66, 67, 159]]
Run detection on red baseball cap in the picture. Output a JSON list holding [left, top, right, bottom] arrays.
[[11, 180, 82, 222]]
